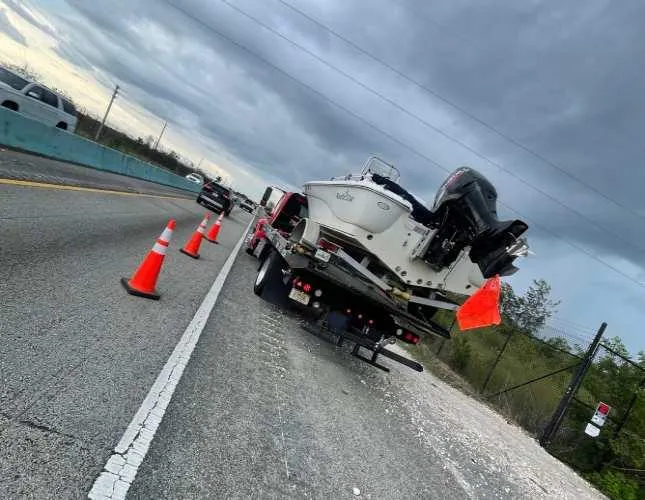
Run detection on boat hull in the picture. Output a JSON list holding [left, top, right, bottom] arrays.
[[304, 180, 411, 234], [303, 180, 484, 295]]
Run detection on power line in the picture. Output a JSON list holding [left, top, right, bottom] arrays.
[[219, 0, 645, 258], [115, 97, 162, 123], [549, 316, 598, 335], [277, 0, 645, 227], [160, 0, 645, 291]]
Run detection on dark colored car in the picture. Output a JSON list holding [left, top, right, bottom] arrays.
[[239, 197, 256, 213], [197, 180, 232, 216]]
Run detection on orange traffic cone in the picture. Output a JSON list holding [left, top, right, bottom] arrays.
[[456, 275, 502, 331], [205, 212, 223, 244], [180, 214, 210, 259], [121, 219, 176, 300]]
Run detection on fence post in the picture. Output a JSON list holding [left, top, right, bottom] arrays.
[[436, 318, 456, 356], [481, 327, 513, 393], [613, 377, 645, 439], [539, 322, 607, 447]]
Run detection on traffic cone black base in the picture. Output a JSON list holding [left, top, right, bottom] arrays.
[[180, 248, 200, 259], [121, 277, 160, 300]]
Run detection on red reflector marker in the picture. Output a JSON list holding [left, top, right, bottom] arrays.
[[318, 238, 339, 253], [403, 332, 420, 344]]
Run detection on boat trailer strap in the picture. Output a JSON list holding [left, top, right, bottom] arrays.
[[334, 247, 392, 292]]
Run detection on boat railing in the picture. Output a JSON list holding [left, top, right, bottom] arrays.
[[327, 156, 401, 182]]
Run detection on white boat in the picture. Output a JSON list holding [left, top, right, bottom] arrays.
[[302, 156, 529, 297]]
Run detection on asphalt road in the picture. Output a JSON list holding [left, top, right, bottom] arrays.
[[126, 253, 604, 500], [0, 153, 604, 499], [0, 167, 252, 497]]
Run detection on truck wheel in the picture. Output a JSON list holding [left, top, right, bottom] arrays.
[[254, 250, 288, 303], [2, 101, 18, 111]]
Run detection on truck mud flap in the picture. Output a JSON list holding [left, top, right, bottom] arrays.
[[302, 322, 423, 373], [351, 344, 423, 373]]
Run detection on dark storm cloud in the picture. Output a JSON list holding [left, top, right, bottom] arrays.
[[57, 0, 392, 185], [0, 7, 26, 45], [47, 0, 645, 271]]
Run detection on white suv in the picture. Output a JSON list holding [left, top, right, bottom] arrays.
[[0, 66, 78, 131]]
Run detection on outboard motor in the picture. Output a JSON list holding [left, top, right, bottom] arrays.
[[423, 167, 529, 278]]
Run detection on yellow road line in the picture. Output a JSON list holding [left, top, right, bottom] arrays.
[[0, 178, 191, 200]]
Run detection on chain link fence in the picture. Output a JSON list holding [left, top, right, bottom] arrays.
[[411, 316, 644, 497]]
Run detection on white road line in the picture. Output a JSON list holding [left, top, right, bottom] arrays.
[[88, 218, 254, 500]]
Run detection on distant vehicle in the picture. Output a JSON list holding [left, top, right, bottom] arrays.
[[239, 197, 256, 213], [0, 66, 78, 131], [197, 178, 233, 216], [185, 173, 204, 184]]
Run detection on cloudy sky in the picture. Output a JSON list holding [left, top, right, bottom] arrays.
[[2, 0, 644, 354]]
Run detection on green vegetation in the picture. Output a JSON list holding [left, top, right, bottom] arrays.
[[74, 112, 208, 180], [408, 280, 645, 499]]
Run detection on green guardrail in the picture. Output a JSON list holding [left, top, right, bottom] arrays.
[[0, 107, 200, 193]]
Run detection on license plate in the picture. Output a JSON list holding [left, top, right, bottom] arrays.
[[288, 288, 310, 305], [253, 239, 266, 257], [314, 248, 331, 262]]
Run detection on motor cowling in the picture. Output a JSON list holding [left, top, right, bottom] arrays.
[[424, 167, 528, 278]]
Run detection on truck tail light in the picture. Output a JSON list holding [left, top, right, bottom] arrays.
[[402, 331, 420, 344], [293, 277, 313, 293]]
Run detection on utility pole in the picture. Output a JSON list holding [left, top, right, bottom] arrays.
[[95, 84, 119, 141], [153, 121, 167, 151]]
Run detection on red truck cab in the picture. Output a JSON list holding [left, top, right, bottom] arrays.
[[245, 189, 307, 256]]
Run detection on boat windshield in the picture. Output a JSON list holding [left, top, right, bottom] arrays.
[[361, 156, 400, 182]]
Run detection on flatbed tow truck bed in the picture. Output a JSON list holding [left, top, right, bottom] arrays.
[[254, 223, 454, 372]]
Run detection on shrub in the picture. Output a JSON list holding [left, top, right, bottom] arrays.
[[585, 470, 639, 500], [449, 336, 472, 371]]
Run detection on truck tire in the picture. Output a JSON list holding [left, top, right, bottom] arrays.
[[253, 249, 288, 304]]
